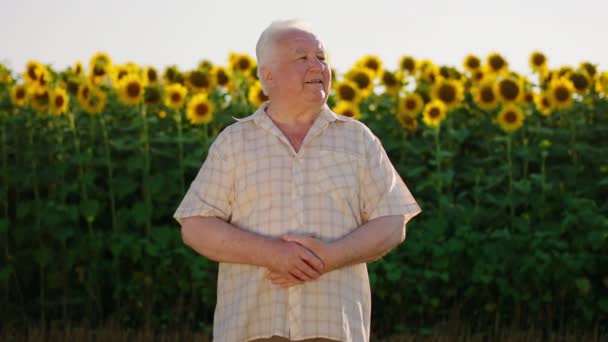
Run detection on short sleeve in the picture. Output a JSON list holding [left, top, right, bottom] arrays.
[[359, 132, 421, 224], [173, 130, 234, 225]]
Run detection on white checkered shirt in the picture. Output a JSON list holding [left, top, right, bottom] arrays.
[[174, 103, 421, 341]]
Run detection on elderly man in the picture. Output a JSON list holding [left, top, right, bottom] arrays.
[[174, 20, 421, 342]]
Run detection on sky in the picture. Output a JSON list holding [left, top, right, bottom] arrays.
[[1, 0, 606, 76]]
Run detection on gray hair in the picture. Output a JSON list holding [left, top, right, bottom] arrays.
[[255, 19, 316, 94]]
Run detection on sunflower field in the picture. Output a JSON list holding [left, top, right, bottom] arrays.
[[0, 51, 607, 339]]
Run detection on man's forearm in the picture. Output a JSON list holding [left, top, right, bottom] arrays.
[[327, 215, 406, 271], [181, 216, 275, 267]]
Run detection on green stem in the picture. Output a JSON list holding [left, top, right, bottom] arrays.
[[68, 112, 91, 234], [175, 110, 185, 194], [540, 154, 547, 221], [141, 104, 152, 235], [1, 114, 8, 304], [507, 134, 514, 227], [434, 126, 442, 210], [98, 112, 117, 232]]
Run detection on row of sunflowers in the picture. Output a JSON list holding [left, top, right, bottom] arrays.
[[1, 51, 606, 133]]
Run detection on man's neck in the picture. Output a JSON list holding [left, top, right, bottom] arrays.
[[264, 101, 324, 128]]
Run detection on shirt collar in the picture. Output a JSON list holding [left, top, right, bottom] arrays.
[[234, 102, 352, 125]]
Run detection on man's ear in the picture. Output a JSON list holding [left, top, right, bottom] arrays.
[[260, 65, 272, 86]]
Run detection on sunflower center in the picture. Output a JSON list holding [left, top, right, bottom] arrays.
[[54, 95, 64, 107], [401, 58, 415, 72], [581, 63, 596, 78], [365, 59, 379, 71], [338, 85, 356, 101], [466, 57, 480, 69], [127, 82, 141, 98], [118, 70, 128, 80], [237, 58, 251, 71], [27, 67, 38, 80], [406, 99, 417, 110], [171, 92, 182, 103], [524, 93, 534, 103], [429, 107, 441, 119], [217, 70, 229, 86], [504, 111, 517, 124], [541, 97, 550, 108], [382, 72, 398, 87], [16, 88, 26, 99], [353, 73, 371, 89], [554, 86, 570, 102], [570, 74, 589, 91], [190, 71, 210, 88], [438, 84, 456, 103], [532, 54, 546, 66], [93, 66, 106, 77], [147, 69, 158, 83], [499, 79, 519, 101], [195, 103, 209, 117], [489, 56, 505, 71], [82, 87, 90, 100], [481, 87, 495, 102]]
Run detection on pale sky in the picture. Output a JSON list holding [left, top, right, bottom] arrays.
[[1, 0, 606, 76]]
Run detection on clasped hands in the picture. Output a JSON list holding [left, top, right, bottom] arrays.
[[265, 234, 334, 288]]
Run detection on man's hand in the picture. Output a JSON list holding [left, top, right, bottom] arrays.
[[266, 235, 335, 288], [264, 239, 325, 286]]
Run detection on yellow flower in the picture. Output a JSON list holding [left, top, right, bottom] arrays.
[[83, 89, 107, 114], [380, 70, 402, 95], [399, 56, 417, 75], [345, 68, 375, 97], [186, 70, 213, 93], [485, 52, 508, 75], [248, 81, 269, 108], [535, 92, 553, 116], [463, 54, 481, 73], [529, 51, 548, 73], [431, 77, 464, 110], [163, 65, 184, 84], [333, 101, 360, 120], [334, 80, 360, 103], [49, 87, 69, 115], [89, 52, 113, 85], [118, 73, 145, 106], [496, 104, 525, 132], [186, 93, 214, 125], [158, 110, 167, 119], [163, 83, 188, 110], [356, 55, 383, 78], [29, 87, 50, 112], [473, 80, 500, 111], [77, 81, 94, 107], [421, 63, 440, 85], [595, 72, 608, 95], [229, 52, 256, 74], [211, 66, 231, 89], [470, 67, 487, 84], [144, 66, 159, 86], [495, 76, 523, 104], [579, 62, 597, 80], [112, 64, 132, 86], [399, 93, 424, 117], [523, 90, 536, 106], [24, 61, 45, 85], [547, 78, 574, 110], [10, 84, 28, 106], [422, 100, 447, 128], [73, 61, 84, 77], [569, 71, 591, 95], [396, 112, 418, 132], [0, 64, 12, 84]]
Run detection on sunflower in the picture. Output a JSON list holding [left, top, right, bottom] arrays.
[[333, 101, 360, 120], [595, 72, 608, 95], [356, 55, 383, 78], [431, 77, 464, 110], [396, 112, 418, 132], [579, 62, 597, 80], [471, 67, 487, 84], [331, 81, 360, 105], [211, 66, 231, 89], [547, 78, 574, 110], [496, 104, 524, 132], [144, 66, 159, 86], [248, 81, 269, 108], [345, 68, 374, 97], [534, 92, 553, 116], [186, 70, 213, 93], [24, 61, 45, 85], [49, 87, 69, 115], [495, 76, 523, 104], [10, 84, 28, 106], [421, 64, 440, 85], [26, 65, 50, 94], [529, 51, 547, 73], [158, 110, 167, 119], [463, 54, 481, 73], [73, 61, 84, 77], [486, 52, 508, 75], [473, 80, 500, 111], [422, 100, 447, 128], [77, 81, 94, 107], [380, 70, 402, 95], [557, 66, 573, 78], [198, 59, 214, 72], [82, 89, 107, 114], [569, 71, 591, 95], [112, 64, 132, 86], [186, 93, 214, 125], [399, 56, 417, 75], [229, 52, 256, 74], [163, 83, 188, 110], [523, 90, 535, 105], [29, 87, 50, 112], [163, 65, 184, 84], [399, 93, 424, 117], [89, 52, 113, 85], [0, 64, 12, 84], [117, 73, 145, 105], [144, 86, 162, 105]]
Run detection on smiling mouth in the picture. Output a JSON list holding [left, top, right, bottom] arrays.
[[305, 80, 323, 85]]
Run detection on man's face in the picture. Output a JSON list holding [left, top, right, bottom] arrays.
[[266, 30, 331, 107]]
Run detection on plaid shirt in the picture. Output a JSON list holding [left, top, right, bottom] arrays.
[[174, 104, 421, 341]]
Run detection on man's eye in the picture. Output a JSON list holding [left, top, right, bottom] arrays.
[[299, 56, 308, 60], [317, 56, 326, 61]]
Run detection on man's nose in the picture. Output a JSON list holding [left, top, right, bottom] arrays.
[[308, 57, 324, 71]]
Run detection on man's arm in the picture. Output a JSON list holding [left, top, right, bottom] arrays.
[[181, 216, 325, 283], [266, 215, 406, 286]]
